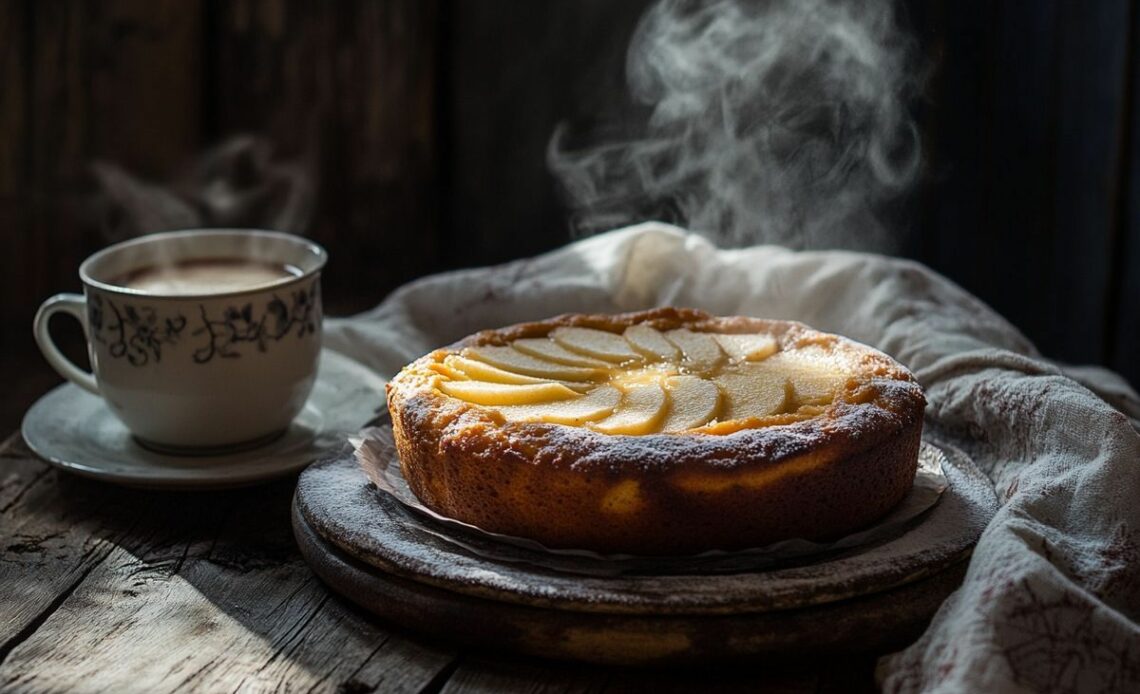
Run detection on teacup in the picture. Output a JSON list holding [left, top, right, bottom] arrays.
[[34, 229, 328, 453]]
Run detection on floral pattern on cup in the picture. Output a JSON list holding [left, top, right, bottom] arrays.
[[89, 294, 187, 366], [192, 282, 320, 363], [88, 281, 320, 366]]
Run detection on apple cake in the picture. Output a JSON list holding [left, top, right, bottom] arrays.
[[385, 308, 926, 555]]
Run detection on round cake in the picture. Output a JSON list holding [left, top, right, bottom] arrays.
[[385, 307, 926, 555]]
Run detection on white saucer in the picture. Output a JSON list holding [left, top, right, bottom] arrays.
[[21, 349, 388, 490]]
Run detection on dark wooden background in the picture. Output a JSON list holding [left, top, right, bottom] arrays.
[[1, 0, 1138, 432]]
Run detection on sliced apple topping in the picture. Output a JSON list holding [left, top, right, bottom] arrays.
[[438, 380, 579, 406], [428, 362, 469, 381], [623, 324, 681, 361], [713, 369, 788, 420], [551, 327, 644, 364], [433, 324, 847, 434], [661, 375, 721, 431], [494, 385, 622, 425], [512, 338, 611, 367], [714, 333, 778, 362], [447, 355, 593, 393], [464, 345, 604, 381], [762, 350, 850, 405], [590, 383, 668, 435], [665, 329, 725, 372], [446, 355, 551, 385]]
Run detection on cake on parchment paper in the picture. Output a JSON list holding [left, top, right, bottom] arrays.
[[385, 307, 926, 555]]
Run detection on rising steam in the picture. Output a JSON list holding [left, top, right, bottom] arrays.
[[548, 0, 922, 250]]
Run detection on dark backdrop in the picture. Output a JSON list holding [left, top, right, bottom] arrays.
[[1, 0, 1137, 432]]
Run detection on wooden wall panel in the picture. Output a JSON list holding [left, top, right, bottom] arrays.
[[1111, 6, 1140, 386], [910, 0, 1061, 347], [974, 0, 1062, 351], [23, 0, 89, 352], [0, 0, 1137, 397], [3, 0, 203, 352], [86, 0, 202, 178], [443, 0, 651, 269], [213, 0, 440, 313], [0, 0, 29, 351], [909, 0, 1137, 385], [1048, 0, 1131, 364], [908, 0, 1000, 301], [0, 2, 25, 195]]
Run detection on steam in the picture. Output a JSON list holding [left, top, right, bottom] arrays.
[[93, 136, 315, 242], [548, 0, 922, 250]]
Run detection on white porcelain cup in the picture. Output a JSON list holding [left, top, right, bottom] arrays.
[[34, 229, 328, 454]]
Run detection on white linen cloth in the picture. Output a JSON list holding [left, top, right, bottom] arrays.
[[325, 223, 1140, 693]]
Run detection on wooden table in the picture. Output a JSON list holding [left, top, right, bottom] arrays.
[[0, 432, 882, 693]]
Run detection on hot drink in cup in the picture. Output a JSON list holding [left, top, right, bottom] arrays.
[[34, 229, 328, 454]]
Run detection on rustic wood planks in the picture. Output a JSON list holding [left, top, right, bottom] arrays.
[[0, 431, 869, 691], [0, 433, 457, 692]]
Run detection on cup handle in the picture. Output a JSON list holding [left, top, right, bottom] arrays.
[[34, 293, 100, 395]]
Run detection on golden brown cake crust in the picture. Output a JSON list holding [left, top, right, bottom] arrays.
[[386, 307, 926, 555]]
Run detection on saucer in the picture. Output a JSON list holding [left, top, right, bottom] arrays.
[[21, 349, 387, 490]]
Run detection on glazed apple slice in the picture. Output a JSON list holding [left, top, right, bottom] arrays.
[[713, 369, 787, 420], [512, 338, 611, 367], [763, 350, 850, 404], [551, 327, 644, 364], [445, 355, 590, 391], [623, 324, 681, 361], [664, 329, 725, 371], [590, 382, 668, 435], [428, 362, 469, 381], [494, 385, 621, 425], [713, 333, 778, 362], [464, 345, 605, 381], [660, 375, 721, 431], [438, 380, 579, 406]]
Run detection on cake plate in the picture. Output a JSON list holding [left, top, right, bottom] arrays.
[[292, 434, 997, 665]]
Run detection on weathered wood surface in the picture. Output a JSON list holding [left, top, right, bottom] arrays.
[[0, 432, 878, 692], [0, 432, 457, 693]]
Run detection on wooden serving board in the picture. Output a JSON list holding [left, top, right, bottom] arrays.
[[292, 438, 998, 665]]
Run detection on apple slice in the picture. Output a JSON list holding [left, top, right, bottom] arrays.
[[623, 325, 681, 361], [713, 333, 778, 362], [428, 362, 469, 380], [660, 375, 722, 431], [590, 382, 668, 435], [445, 355, 589, 391], [446, 355, 548, 384], [438, 380, 579, 406], [512, 338, 611, 367], [464, 345, 605, 381], [495, 385, 621, 425], [763, 350, 849, 404], [713, 369, 787, 420], [665, 329, 724, 371], [551, 326, 644, 364]]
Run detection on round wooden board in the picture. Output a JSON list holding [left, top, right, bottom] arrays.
[[293, 437, 997, 664], [294, 505, 966, 665]]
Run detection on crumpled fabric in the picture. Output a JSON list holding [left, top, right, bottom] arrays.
[[324, 223, 1140, 693]]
